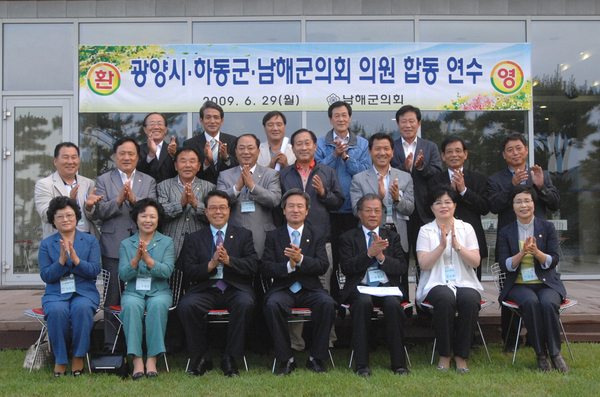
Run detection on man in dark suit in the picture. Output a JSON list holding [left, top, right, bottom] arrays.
[[427, 136, 490, 280], [178, 190, 258, 377], [136, 112, 178, 184], [339, 193, 409, 377], [488, 133, 560, 348], [95, 137, 157, 350], [261, 189, 337, 375], [390, 105, 442, 298], [182, 101, 238, 184]]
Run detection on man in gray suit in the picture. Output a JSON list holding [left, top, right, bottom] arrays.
[[158, 147, 215, 260], [217, 134, 281, 258], [350, 132, 414, 305], [35, 142, 103, 240], [96, 137, 157, 350]]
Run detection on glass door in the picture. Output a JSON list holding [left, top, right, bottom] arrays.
[[1, 98, 70, 285]]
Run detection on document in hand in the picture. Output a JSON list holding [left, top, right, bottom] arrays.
[[357, 286, 403, 297]]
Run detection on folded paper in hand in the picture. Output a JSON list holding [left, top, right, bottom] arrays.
[[357, 286, 403, 297]]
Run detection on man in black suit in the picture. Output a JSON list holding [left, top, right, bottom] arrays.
[[427, 136, 490, 280], [136, 112, 178, 184], [261, 189, 337, 375], [390, 105, 442, 301], [339, 193, 409, 377], [178, 190, 258, 377], [182, 101, 238, 184]]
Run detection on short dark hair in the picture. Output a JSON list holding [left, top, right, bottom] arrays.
[[328, 101, 352, 119], [54, 142, 80, 158], [501, 133, 527, 152], [174, 147, 200, 162], [356, 193, 385, 213], [395, 105, 422, 124], [441, 136, 467, 153], [509, 185, 538, 206], [47, 196, 82, 229], [200, 100, 224, 119], [130, 198, 165, 230], [281, 188, 311, 210], [427, 186, 459, 207], [235, 134, 261, 150], [368, 132, 394, 151], [203, 190, 232, 208], [262, 111, 287, 126], [291, 128, 317, 145], [113, 137, 140, 155], [142, 112, 167, 127]]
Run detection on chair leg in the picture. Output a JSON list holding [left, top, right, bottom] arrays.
[[404, 346, 411, 367], [504, 311, 516, 351], [477, 321, 491, 364], [430, 338, 437, 365], [29, 325, 47, 373], [185, 358, 190, 373], [86, 353, 91, 374], [348, 350, 354, 368], [243, 356, 248, 372], [512, 317, 522, 364], [110, 321, 122, 354], [328, 350, 335, 369], [271, 358, 276, 373], [559, 319, 575, 362], [164, 353, 169, 373]]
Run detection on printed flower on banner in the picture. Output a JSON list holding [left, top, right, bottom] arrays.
[[440, 80, 532, 110]]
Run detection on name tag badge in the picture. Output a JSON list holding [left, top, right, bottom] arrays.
[[521, 267, 538, 282], [241, 200, 256, 213], [60, 274, 76, 294], [444, 267, 457, 282], [386, 204, 393, 216], [367, 268, 387, 283], [136, 276, 152, 291], [210, 264, 224, 279]]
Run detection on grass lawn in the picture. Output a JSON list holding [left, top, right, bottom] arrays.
[[2, 342, 599, 397]]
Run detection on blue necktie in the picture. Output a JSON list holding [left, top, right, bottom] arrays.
[[215, 231, 227, 291], [367, 231, 380, 287], [289, 230, 302, 293]]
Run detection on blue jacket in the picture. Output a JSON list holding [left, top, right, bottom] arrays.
[[119, 231, 175, 298], [315, 129, 371, 214], [39, 230, 101, 307]]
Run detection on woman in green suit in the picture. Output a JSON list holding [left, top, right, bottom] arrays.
[[119, 198, 174, 380]]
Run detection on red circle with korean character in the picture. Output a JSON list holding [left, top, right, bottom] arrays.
[[490, 61, 524, 95], [87, 63, 121, 96]]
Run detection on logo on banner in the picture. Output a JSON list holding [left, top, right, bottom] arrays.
[[87, 63, 121, 96], [490, 61, 525, 95]]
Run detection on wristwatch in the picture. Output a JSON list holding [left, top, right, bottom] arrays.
[[343, 154, 350, 162]]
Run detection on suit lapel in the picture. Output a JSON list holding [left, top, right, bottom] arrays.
[[110, 169, 124, 192], [508, 222, 521, 254], [222, 225, 234, 252], [253, 164, 264, 186], [365, 168, 379, 195], [52, 172, 69, 197], [299, 226, 312, 250], [131, 173, 146, 199], [355, 228, 368, 253], [157, 140, 169, 167]]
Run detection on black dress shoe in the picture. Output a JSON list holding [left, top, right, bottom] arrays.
[[551, 353, 569, 373], [221, 356, 239, 377], [71, 370, 83, 377], [305, 358, 327, 374], [146, 371, 159, 379], [392, 366, 410, 375], [275, 359, 296, 376], [132, 372, 144, 381], [187, 355, 213, 376], [54, 371, 67, 378], [355, 365, 371, 377], [537, 353, 552, 372]]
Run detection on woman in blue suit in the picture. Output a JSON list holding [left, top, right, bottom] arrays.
[[39, 196, 101, 377], [498, 185, 569, 373], [119, 198, 174, 380]]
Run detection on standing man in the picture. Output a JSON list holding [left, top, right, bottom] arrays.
[[315, 101, 371, 295], [488, 133, 560, 348], [95, 137, 157, 350], [257, 111, 296, 170], [390, 105, 442, 304], [427, 136, 490, 280], [183, 101, 238, 184], [217, 134, 281, 259], [178, 190, 258, 377], [35, 142, 103, 240], [340, 193, 409, 377], [261, 189, 337, 375], [157, 147, 215, 261], [136, 112, 178, 184], [350, 132, 414, 304]]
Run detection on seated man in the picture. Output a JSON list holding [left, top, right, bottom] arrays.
[[178, 190, 258, 377], [339, 193, 409, 377], [261, 189, 337, 375]]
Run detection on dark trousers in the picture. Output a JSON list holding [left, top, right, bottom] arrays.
[[263, 288, 336, 363], [347, 290, 406, 368], [178, 287, 255, 359], [330, 212, 360, 298], [505, 283, 562, 356], [102, 256, 125, 351], [425, 285, 481, 359]]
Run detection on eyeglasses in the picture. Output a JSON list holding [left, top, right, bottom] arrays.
[[146, 122, 165, 127], [360, 208, 382, 215], [433, 200, 454, 206], [514, 199, 533, 205], [55, 213, 76, 221], [207, 205, 229, 213]]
